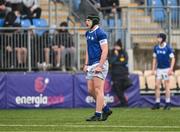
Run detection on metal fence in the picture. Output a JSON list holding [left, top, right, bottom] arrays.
[[1, 5, 180, 71], [121, 6, 180, 70], [66, 0, 180, 71], [0, 27, 126, 71]]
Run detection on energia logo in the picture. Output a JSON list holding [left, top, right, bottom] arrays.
[[85, 94, 114, 104], [16, 94, 48, 107], [15, 77, 64, 107], [34, 77, 49, 93]]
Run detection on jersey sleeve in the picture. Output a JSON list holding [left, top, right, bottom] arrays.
[[97, 29, 108, 45], [153, 46, 157, 58], [85, 31, 88, 38], [167, 45, 174, 58]]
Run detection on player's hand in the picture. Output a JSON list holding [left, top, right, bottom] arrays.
[[6, 46, 12, 52], [0, 5, 5, 10], [114, 50, 119, 56], [94, 65, 103, 73], [83, 65, 88, 72], [52, 45, 58, 50], [30, 7, 34, 12], [61, 46, 65, 51], [168, 69, 173, 75], [151, 70, 155, 75]]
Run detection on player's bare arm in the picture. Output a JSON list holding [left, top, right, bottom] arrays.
[[95, 44, 108, 73], [83, 48, 89, 72], [169, 57, 175, 75], [152, 57, 157, 75]]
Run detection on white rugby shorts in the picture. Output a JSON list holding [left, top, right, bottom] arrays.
[[86, 60, 109, 80], [156, 68, 170, 80]]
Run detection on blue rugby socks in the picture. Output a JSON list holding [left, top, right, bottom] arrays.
[[103, 104, 110, 113]]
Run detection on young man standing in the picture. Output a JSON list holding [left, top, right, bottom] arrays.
[[83, 14, 112, 121], [152, 33, 175, 110]]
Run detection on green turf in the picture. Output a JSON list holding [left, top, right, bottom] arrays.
[[0, 108, 180, 131]]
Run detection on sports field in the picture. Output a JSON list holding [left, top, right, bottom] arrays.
[[0, 108, 180, 132]]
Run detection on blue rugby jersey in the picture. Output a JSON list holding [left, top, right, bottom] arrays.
[[153, 43, 174, 69], [85, 26, 108, 65]]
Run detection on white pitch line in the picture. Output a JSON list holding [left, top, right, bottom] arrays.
[[0, 124, 180, 128]]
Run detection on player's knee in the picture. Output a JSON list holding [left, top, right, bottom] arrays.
[[95, 88, 102, 96], [155, 84, 160, 90], [165, 84, 170, 90], [88, 88, 94, 95], [87, 89, 91, 94]]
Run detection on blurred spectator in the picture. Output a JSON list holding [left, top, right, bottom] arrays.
[[4, 9, 21, 31], [4, 8, 27, 67], [57, 21, 76, 71], [14, 32, 27, 67], [33, 30, 50, 70], [1, 3, 22, 68], [0, 0, 11, 18], [21, 0, 41, 20], [43, 31, 52, 68], [100, 0, 120, 17], [6, 0, 22, 12], [100, 0, 111, 14], [134, 0, 144, 5], [109, 39, 132, 107], [29, 27, 42, 69], [4, 34, 15, 68], [4, 0, 22, 27], [51, 0, 64, 4], [49, 25, 62, 68], [89, 0, 100, 10], [3, 31, 27, 68]]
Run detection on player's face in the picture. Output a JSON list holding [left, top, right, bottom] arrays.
[[85, 19, 93, 28], [157, 37, 163, 43], [114, 45, 121, 50]]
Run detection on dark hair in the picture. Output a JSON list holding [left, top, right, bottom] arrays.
[[115, 39, 122, 48], [60, 21, 68, 27], [59, 21, 68, 32], [86, 14, 100, 28], [157, 33, 166, 42]]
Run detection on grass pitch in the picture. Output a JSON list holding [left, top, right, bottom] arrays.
[[0, 108, 180, 132]]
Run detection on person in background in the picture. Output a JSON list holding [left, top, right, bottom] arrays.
[[4, 8, 21, 28], [3, 8, 25, 67], [100, 0, 120, 17], [21, 0, 41, 20], [49, 25, 62, 68], [134, 0, 144, 5], [0, 0, 11, 18], [5, 0, 22, 12], [14, 32, 27, 67], [57, 21, 76, 71], [35, 30, 50, 71], [151, 33, 175, 110], [109, 39, 132, 107]]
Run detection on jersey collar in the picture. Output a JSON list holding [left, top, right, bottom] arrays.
[[159, 42, 167, 49], [89, 25, 99, 33]]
